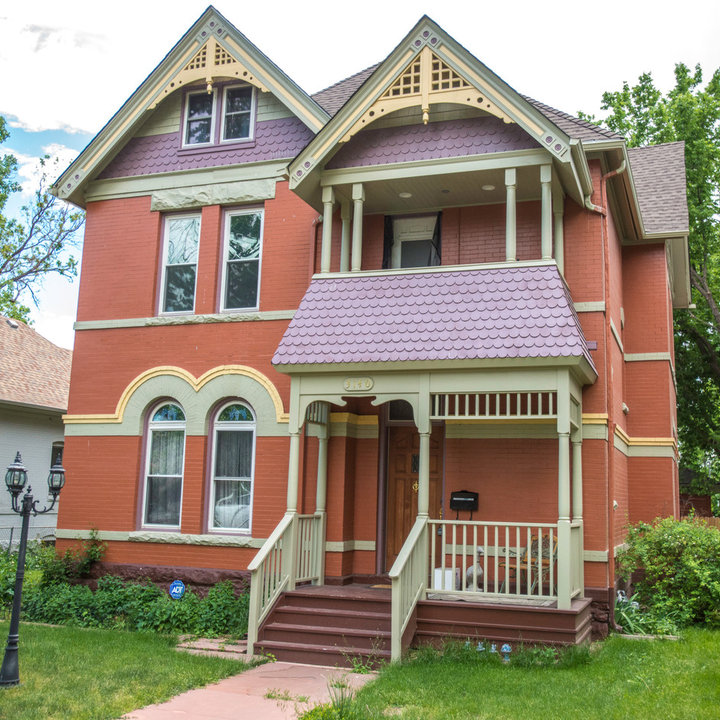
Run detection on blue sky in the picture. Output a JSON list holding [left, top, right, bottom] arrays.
[[2, 0, 718, 348]]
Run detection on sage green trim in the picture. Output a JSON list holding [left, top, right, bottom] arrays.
[[574, 301, 605, 313], [445, 423, 557, 439], [74, 310, 295, 332], [64, 371, 288, 437], [583, 550, 609, 562], [150, 178, 277, 211], [613, 432, 676, 458], [56, 529, 130, 542], [614, 543, 629, 557], [610, 318, 624, 353], [320, 149, 549, 188], [85, 162, 287, 203], [582, 424, 609, 441], [325, 540, 376, 552], [624, 352, 673, 363]]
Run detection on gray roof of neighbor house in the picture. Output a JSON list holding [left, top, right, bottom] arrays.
[[628, 142, 689, 235], [0, 317, 72, 412]]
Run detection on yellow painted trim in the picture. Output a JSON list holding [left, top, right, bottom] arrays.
[[63, 365, 287, 425], [313, 49, 414, 159], [582, 413, 609, 425], [329, 412, 379, 426], [614, 425, 676, 449]]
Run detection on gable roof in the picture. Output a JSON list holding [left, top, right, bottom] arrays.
[[627, 142, 688, 235], [273, 263, 596, 376], [0, 318, 72, 413], [311, 65, 621, 144], [52, 5, 328, 208]]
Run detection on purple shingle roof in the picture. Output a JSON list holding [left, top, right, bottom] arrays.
[[273, 264, 594, 368], [326, 116, 537, 169]]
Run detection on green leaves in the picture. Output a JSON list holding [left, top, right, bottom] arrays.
[[0, 117, 85, 322]]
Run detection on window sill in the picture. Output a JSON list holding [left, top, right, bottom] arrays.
[[179, 139, 256, 155]]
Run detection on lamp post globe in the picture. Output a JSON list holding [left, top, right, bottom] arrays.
[[0, 452, 66, 687]]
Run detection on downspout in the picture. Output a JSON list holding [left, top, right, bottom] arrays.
[[584, 160, 627, 632], [309, 215, 322, 280]]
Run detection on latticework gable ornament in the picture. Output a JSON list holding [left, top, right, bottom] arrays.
[[340, 46, 513, 143], [149, 35, 269, 109]]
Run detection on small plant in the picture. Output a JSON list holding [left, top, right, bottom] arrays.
[[38, 528, 107, 585], [265, 688, 309, 702], [614, 590, 679, 635]]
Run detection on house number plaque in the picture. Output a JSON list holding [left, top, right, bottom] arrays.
[[343, 377, 374, 392]]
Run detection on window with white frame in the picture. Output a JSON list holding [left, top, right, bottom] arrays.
[[161, 214, 201, 313], [210, 402, 255, 532], [222, 86, 254, 142], [183, 85, 255, 147], [184, 90, 216, 146], [391, 215, 441, 269], [222, 209, 263, 310], [142, 402, 186, 528]]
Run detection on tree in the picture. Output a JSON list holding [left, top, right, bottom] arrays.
[[587, 65, 720, 493], [0, 115, 84, 322]]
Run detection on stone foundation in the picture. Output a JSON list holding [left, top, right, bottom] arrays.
[[585, 586, 614, 639]]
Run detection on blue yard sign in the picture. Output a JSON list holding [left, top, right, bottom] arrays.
[[169, 579, 186, 599]]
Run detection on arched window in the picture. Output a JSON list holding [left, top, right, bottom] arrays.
[[210, 401, 255, 532], [142, 402, 186, 528]]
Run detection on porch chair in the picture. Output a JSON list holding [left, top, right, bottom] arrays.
[[499, 533, 558, 595]]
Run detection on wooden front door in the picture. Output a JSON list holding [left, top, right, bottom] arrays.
[[385, 425, 443, 571]]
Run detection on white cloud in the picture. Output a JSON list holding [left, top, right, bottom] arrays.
[[6, 144, 79, 198]]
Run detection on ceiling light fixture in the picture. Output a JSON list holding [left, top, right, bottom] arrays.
[[399, 192, 412, 199], [481, 184, 495, 191]]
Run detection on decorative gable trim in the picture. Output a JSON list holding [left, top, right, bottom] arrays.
[[289, 16, 575, 192], [52, 6, 328, 207]]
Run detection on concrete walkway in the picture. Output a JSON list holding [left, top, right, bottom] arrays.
[[123, 660, 377, 720]]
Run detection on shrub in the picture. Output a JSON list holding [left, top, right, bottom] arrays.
[[19, 576, 250, 636], [617, 517, 720, 627]]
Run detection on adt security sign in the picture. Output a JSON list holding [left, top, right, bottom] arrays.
[[169, 580, 186, 599]]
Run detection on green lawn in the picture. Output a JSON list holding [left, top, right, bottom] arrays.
[[0, 622, 248, 720], [338, 629, 720, 720]]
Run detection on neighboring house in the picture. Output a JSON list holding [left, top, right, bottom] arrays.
[[51, 8, 688, 663], [0, 317, 71, 544]]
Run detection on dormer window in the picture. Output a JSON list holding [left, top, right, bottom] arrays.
[[222, 86, 254, 142], [184, 91, 216, 146], [183, 84, 255, 148]]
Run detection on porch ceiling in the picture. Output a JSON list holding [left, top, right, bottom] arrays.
[[273, 262, 596, 375]]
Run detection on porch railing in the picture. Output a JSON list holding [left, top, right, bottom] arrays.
[[389, 515, 428, 662], [428, 520, 559, 599], [246, 512, 325, 655]]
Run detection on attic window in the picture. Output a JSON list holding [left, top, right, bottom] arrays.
[[182, 84, 255, 147]]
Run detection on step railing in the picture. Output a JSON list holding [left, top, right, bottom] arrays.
[[389, 515, 428, 662], [246, 511, 325, 655], [428, 520, 559, 600]]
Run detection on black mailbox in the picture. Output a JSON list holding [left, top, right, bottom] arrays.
[[449, 490, 479, 513]]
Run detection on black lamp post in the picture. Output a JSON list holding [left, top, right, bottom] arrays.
[[0, 452, 65, 687]]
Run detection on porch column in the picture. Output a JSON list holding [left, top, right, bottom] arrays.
[[340, 200, 351, 272], [417, 431, 431, 517], [315, 426, 329, 514], [571, 438, 583, 521], [541, 164, 553, 260], [553, 193, 565, 274], [286, 431, 302, 513], [572, 435, 585, 597], [321, 186, 335, 273], [351, 183, 364, 272], [557, 431, 571, 610], [505, 168, 517, 262]]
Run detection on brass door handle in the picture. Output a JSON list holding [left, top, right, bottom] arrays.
[[412, 481, 419, 493]]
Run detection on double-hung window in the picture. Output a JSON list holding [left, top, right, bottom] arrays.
[[183, 84, 254, 147], [161, 214, 200, 313], [210, 402, 255, 532], [222, 209, 263, 310], [143, 402, 186, 529]]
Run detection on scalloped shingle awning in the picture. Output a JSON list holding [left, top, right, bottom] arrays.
[[273, 264, 595, 370]]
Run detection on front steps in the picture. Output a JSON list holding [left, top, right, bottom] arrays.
[[254, 585, 392, 668], [254, 585, 592, 667]]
